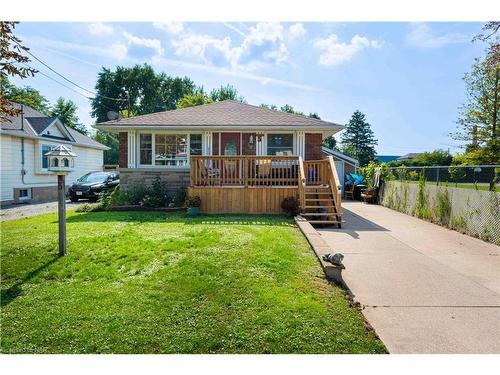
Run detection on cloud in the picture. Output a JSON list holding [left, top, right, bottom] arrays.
[[406, 23, 468, 49], [153, 22, 184, 35], [170, 22, 288, 70], [313, 34, 381, 66], [289, 23, 307, 39], [122, 31, 164, 57], [88, 22, 114, 36], [223, 23, 246, 37]]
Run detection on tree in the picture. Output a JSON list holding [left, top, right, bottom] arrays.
[[0, 21, 38, 121], [454, 54, 499, 164], [322, 136, 338, 150], [260, 103, 277, 110], [91, 64, 195, 123], [209, 84, 246, 103], [50, 97, 88, 135], [340, 110, 377, 167], [2, 76, 50, 114], [92, 130, 118, 166], [452, 23, 499, 165], [177, 91, 213, 109]]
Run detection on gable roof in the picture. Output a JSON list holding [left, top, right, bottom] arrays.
[[322, 147, 359, 165], [95, 100, 343, 130], [1, 102, 108, 150]]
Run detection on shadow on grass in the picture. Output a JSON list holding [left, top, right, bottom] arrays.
[[1, 256, 60, 308], [64, 211, 295, 227]]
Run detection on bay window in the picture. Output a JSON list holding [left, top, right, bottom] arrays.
[[267, 134, 294, 156], [139, 133, 202, 167]]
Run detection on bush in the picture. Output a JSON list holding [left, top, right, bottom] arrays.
[[281, 196, 300, 216], [173, 187, 187, 207], [144, 176, 167, 207], [75, 203, 104, 212], [185, 195, 201, 208]]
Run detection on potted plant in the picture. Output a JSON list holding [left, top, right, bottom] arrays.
[[185, 195, 201, 216]]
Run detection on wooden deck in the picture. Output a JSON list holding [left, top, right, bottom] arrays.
[[189, 155, 342, 224]]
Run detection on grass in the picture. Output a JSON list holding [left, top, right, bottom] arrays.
[[0, 211, 386, 354], [399, 180, 499, 192]]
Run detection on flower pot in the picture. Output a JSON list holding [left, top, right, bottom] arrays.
[[187, 207, 200, 216]]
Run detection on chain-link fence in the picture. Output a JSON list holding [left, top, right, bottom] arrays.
[[387, 165, 500, 191]]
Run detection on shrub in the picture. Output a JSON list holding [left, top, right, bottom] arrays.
[[173, 187, 187, 207], [281, 196, 300, 216], [145, 176, 167, 207], [185, 195, 201, 208], [75, 203, 104, 212], [407, 170, 419, 181]]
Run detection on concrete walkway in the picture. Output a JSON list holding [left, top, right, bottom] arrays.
[[316, 201, 500, 354]]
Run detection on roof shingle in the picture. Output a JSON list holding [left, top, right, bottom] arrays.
[[96, 100, 342, 128]]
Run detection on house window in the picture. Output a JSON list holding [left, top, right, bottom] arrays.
[[41, 144, 55, 169], [19, 188, 31, 200], [190, 134, 202, 156], [267, 134, 294, 156], [154, 134, 187, 166], [140, 134, 152, 165]]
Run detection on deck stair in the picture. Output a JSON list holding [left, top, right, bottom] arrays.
[[298, 157, 343, 227]]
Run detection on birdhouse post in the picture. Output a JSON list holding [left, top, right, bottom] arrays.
[[45, 145, 77, 256]]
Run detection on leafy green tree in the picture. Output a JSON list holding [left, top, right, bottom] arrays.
[[410, 150, 452, 166], [340, 110, 377, 166], [322, 136, 338, 150], [50, 97, 88, 135], [91, 64, 195, 123], [1, 21, 38, 121], [2, 77, 50, 114], [92, 130, 118, 166], [260, 103, 277, 110], [209, 84, 246, 103], [177, 91, 213, 109], [453, 54, 499, 164]]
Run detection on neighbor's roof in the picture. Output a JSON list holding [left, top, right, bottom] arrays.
[[95, 100, 343, 129], [322, 147, 359, 165], [397, 153, 422, 160], [1, 103, 107, 150]]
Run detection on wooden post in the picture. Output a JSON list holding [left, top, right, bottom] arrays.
[[57, 174, 67, 256]]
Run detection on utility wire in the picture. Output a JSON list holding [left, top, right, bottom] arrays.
[[9, 36, 127, 102]]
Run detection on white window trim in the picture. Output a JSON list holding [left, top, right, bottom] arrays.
[[266, 132, 295, 156], [136, 131, 203, 169], [18, 188, 32, 200]]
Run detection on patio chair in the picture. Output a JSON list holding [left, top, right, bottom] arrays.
[[344, 182, 355, 200], [197, 159, 219, 185], [258, 159, 272, 177]]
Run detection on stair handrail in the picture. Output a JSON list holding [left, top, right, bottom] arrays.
[[298, 156, 306, 211], [326, 156, 343, 217]]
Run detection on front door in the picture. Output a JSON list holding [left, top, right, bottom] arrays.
[[220, 133, 241, 183]]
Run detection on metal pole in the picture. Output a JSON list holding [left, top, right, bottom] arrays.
[[58, 174, 67, 256]]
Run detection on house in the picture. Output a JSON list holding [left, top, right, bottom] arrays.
[[322, 147, 359, 194], [397, 153, 422, 161], [94, 100, 344, 223], [375, 155, 400, 163], [1, 103, 108, 206]]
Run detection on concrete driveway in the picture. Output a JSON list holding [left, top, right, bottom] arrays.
[[0, 200, 82, 222], [317, 201, 500, 353]]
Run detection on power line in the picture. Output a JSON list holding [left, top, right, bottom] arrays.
[[9, 36, 127, 103]]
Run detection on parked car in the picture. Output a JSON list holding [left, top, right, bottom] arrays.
[[68, 171, 119, 202]]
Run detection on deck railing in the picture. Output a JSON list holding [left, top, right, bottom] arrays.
[[190, 155, 300, 187]]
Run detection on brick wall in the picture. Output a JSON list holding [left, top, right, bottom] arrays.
[[305, 133, 323, 160], [119, 168, 190, 196], [118, 132, 128, 168]]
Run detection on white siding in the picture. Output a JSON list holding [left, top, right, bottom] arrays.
[[334, 160, 345, 195], [0, 134, 104, 202]]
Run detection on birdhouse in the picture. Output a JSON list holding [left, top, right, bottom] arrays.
[[45, 145, 77, 175]]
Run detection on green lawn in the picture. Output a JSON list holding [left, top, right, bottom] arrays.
[[1, 211, 385, 354]]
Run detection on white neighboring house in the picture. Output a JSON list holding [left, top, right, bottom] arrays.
[[1, 103, 108, 206]]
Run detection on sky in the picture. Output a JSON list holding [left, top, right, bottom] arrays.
[[9, 22, 487, 156]]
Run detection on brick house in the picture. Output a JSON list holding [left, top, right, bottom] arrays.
[[95, 100, 345, 222]]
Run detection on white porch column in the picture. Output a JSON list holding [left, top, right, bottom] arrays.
[[256, 133, 265, 156], [203, 131, 212, 155], [127, 130, 136, 168], [296, 131, 305, 159]]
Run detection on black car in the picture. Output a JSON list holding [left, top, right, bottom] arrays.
[[68, 171, 119, 202]]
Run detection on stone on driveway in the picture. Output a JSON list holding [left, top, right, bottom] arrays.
[[316, 201, 500, 354]]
